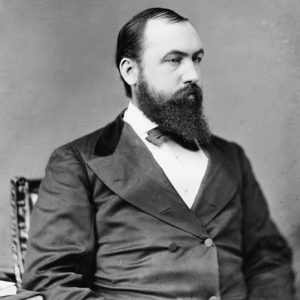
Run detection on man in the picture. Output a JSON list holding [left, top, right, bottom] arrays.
[[22, 7, 295, 300]]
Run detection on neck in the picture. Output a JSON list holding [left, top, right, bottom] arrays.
[[130, 92, 139, 109]]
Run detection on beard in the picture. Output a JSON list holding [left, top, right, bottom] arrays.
[[135, 73, 211, 150]]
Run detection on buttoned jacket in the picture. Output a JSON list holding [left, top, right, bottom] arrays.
[[22, 114, 295, 300]]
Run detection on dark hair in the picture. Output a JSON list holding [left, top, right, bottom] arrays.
[[115, 7, 188, 98]]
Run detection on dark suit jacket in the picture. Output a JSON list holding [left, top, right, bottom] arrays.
[[22, 114, 295, 300]]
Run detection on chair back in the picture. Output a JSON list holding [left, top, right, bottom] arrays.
[[10, 177, 41, 288]]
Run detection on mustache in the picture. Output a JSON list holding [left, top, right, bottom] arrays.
[[173, 83, 202, 100]]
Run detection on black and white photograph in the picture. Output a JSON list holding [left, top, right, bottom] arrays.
[[0, 1, 299, 299]]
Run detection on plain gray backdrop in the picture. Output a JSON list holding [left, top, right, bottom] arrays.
[[0, 0, 299, 295]]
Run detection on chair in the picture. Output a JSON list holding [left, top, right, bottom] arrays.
[[10, 177, 41, 289]]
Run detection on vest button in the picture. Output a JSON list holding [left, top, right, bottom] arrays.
[[168, 243, 179, 252], [204, 238, 213, 248]]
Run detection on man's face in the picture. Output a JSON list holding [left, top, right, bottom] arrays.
[[136, 18, 203, 97], [133, 18, 210, 148]]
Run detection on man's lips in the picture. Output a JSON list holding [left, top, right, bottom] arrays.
[[187, 93, 195, 100]]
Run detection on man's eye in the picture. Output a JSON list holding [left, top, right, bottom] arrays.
[[194, 56, 202, 64], [166, 57, 182, 64]]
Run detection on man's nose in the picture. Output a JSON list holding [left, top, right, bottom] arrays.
[[181, 61, 201, 85]]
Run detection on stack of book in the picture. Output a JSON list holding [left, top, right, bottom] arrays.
[[0, 281, 43, 299], [0, 280, 16, 297]]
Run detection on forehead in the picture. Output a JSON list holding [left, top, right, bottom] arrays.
[[142, 18, 202, 56]]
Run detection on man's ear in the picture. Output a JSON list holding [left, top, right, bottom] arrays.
[[119, 58, 139, 86]]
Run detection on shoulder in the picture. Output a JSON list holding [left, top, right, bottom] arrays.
[[51, 113, 125, 161], [210, 135, 245, 158], [209, 135, 254, 179]]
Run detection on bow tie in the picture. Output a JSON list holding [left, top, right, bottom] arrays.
[[146, 128, 167, 146], [146, 128, 201, 151]]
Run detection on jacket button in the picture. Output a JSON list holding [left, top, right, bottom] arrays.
[[204, 238, 213, 248], [168, 243, 179, 252]]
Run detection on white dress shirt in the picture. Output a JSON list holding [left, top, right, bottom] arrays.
[[123, 102, 208, 209]]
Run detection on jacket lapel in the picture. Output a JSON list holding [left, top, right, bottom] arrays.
[[191, 142, 239, 227], [87, 116, 209, 240]]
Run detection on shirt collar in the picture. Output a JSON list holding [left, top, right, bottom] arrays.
[[123, 101, 158, 137]]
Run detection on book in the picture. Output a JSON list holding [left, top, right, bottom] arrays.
[[0, 282, 44, 299], [0, 280, 16, 297]]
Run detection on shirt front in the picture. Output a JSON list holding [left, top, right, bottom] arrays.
[[123, 101, 208, 208]]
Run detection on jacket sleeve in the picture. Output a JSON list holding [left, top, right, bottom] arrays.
[[238, 146, 295, 299], [22, 145, 101, 300]]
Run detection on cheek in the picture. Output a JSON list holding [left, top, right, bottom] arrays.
[[144, 69, 180, 94]]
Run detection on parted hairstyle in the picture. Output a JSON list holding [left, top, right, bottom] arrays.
[[115, 7, 188, 98]]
